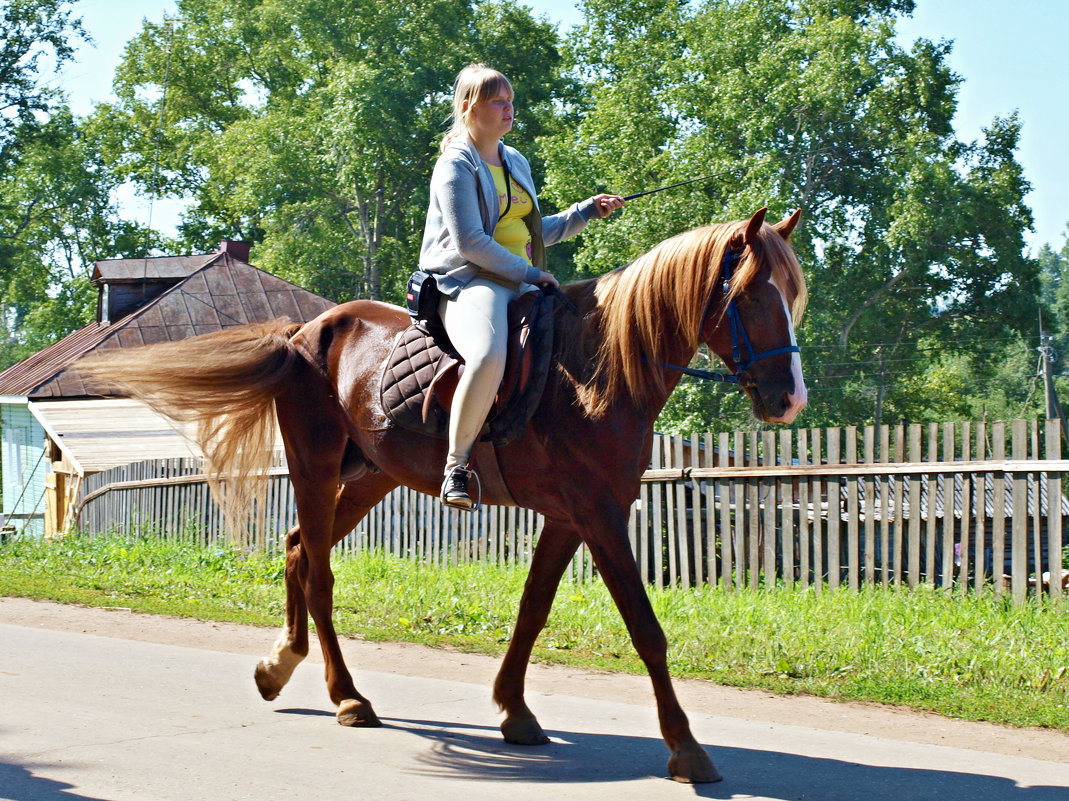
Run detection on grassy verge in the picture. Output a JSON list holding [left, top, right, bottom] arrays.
[[2, 532, 1067, 730]]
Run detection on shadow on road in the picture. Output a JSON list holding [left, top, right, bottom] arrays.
[[376, 716, 1068, 800], [0, 762, 114, 801], [274, 707, 335, 717]]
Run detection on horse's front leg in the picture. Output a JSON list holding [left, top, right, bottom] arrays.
[[493, 521, 581, 744], [584, 500, 721, 784], [255, 474, 398, 702]]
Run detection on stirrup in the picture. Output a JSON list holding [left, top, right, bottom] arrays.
[[441, 465, 482, 511]]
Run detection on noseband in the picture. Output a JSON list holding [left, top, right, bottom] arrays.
[[658, 246, 800, 385]]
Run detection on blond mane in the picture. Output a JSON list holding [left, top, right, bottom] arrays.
[[576, 220, 807, 418]]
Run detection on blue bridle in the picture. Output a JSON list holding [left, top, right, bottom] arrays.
[[658, 246, 800, 385]]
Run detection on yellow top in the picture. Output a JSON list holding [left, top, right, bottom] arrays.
[[488, 164, 533, 264]]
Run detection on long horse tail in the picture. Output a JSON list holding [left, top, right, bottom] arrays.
[[76, 319, 304, 541]]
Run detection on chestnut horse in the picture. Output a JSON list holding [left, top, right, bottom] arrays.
[[78, 207, 807, 783]]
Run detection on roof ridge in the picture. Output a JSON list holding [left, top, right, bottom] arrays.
[[0, 252, 336, 398], [220, 253, 335, 304]]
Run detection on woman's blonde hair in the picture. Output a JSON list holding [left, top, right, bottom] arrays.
[[440, 64, 513, 152]]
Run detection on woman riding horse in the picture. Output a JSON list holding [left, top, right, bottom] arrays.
[[420, 64, 624, 509], [78, 201, 807, 783]]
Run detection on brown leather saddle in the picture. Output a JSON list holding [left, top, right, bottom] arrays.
[[379, 290, 556, 446]]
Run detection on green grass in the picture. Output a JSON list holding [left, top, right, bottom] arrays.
[[2, 531, 1067, 730]]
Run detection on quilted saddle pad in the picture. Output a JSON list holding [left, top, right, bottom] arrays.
[[379, 290, 556, 446]]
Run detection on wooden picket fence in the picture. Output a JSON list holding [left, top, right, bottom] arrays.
[[74, 419, 1068, 602], [76, 457, 547, 569], [636, 419, 1066, 603]]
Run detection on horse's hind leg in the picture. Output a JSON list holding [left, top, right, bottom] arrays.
[[493, 520, 581, 744], [254, 526, 310, 700], [255, 474, 398, 703]]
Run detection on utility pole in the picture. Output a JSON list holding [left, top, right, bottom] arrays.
[[1037, 315, 1069, 448]]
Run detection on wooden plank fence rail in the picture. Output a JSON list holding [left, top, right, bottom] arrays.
[[73, 419, 1068, 602]]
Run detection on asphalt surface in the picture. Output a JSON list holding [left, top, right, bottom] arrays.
[[1, 606, 1068, 801]]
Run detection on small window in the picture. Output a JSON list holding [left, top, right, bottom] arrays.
[[4, 426, 26, 489]]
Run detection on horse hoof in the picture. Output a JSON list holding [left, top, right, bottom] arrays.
[[667, 747, 722, 784], [253, 661, 282, 701], [501, 714, 550, 745], [337, 699, 382, 728]]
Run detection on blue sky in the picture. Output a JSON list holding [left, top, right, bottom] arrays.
[[51, 0, 1067, 252]]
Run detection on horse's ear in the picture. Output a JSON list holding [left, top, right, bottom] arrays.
[[743, 207, 768, 246], [774, 208, 802, 240]]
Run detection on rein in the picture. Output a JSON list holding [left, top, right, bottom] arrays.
[[657, 246, 800, 385]]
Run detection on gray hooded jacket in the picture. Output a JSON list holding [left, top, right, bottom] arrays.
[[419, 139, 597, 298]]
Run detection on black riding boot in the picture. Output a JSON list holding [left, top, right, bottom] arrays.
[[441, 465, 480, 510]]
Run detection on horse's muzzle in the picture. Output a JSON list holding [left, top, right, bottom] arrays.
[[747, 354, 807, 425]]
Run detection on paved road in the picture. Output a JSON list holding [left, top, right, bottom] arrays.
[[1, 609, 1068, 801]]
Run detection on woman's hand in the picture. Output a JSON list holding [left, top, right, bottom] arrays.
[[591, 193, 625, 218], [536, 270, 559, 289]]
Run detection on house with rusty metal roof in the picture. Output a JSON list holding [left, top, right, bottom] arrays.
[[0, 242, 335, 538]]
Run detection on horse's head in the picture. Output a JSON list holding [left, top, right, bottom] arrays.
[[701, 208, 808, 424]]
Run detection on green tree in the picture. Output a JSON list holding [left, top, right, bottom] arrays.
[[1037, 227, 1069, 414], [0, 1, 155, 366], [0, 110, 159, 367], [0, 0, 87, 258], [544, 0, 1038, 432], [1039, 232, 1069, 337], [101, 0, 567, 303], [0, 0, 86, 174]]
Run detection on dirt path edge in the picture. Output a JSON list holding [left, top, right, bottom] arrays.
[[3, 595, 1066, 763]]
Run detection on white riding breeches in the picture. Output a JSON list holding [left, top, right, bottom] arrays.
[[438, 276, 527, 474]]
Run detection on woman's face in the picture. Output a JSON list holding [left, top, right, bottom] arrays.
[[467, 92, 514, 141]]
